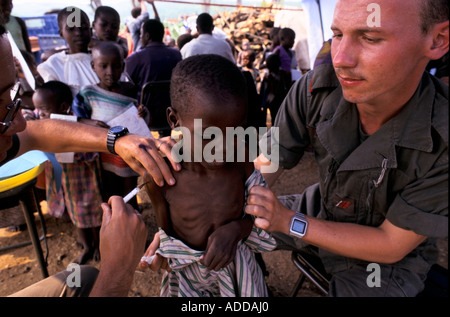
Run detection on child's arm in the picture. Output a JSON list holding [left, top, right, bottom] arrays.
[[144, 174, 170, 230], [71, 90, 109, 128], [138, 174, 171, 271]]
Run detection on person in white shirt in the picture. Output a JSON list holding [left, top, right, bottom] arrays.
[[180, 13, 235, 63], [37, 7, 99, 96]]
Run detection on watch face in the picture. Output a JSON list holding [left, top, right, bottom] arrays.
[[292, 218, 306, 234], [110, 126, 126, 133]]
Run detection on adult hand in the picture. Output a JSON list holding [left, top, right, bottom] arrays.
[[90, 196, 147, 297], [245, 185, 294, 234], [115, 135, 181, 187], [15, 120, 179, 187], [139, 232, 171, 272]]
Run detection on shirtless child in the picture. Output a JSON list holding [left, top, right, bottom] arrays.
[[141, 54, 276, 297]]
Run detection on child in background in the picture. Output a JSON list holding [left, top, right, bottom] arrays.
[[236, 38, 250, 67], [258, 27, 280, 70], [272, 27, 297, 85], [240, 49, 261, 91], [32, 81, 103, 265], [72, 41, 141, 209], [140, 55, 276, 297], [90, 6, 129, 59], [260, 53, 289, 126], [37, 7, 99, 96]]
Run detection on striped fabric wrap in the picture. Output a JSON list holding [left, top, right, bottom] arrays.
[[156, 169, 277, 297]]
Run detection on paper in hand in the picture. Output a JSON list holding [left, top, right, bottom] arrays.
[[107, 105, 152, 137]]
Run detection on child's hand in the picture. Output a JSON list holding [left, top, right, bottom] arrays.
[[137, 104, 147, 118], [200, 223, 240, 271]]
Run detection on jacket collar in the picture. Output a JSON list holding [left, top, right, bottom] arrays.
[[310, 64, 340, 92], [315, 69, 435, 171]]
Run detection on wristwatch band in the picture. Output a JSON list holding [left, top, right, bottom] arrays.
[[107, 126, 129, 155]]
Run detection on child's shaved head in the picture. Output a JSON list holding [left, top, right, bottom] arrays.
[[170, 54, 247, 116], [91, 41, 123, 61]]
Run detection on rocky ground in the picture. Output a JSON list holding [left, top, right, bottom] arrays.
[[0, 152, 447, 297]]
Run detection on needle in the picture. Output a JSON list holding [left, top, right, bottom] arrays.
[[123, 182, 147, 203]]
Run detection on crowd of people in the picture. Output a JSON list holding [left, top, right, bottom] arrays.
[[5, 0, 303, 266], [0, 0, 448, 299]]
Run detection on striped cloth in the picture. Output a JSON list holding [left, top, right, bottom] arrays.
[[72, 85, 138, 177], [156, 169, 277, 297]]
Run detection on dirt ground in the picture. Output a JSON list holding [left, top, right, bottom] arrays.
[[0, 152, 448, 297]]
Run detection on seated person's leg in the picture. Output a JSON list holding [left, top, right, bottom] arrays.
[[328, 264, 425, 297], [8, 265, 99, 297]]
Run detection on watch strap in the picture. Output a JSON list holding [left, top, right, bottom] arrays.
[[107, 130, 117, 155], [107, 127, 129, 155]]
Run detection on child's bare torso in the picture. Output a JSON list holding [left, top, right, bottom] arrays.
[[161, 162, 251, 250]]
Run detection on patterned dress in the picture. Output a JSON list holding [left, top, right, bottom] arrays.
[[45, 153, 103, 228]]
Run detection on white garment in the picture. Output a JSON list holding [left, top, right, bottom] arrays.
[[180, 34, 235, 63], [37, 51, 99, 96]]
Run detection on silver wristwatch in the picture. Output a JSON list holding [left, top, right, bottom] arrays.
[[289, 212, 308, 238]]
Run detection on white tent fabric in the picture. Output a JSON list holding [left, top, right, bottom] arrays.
[[274, 9, 311, 71], [301, 0, 337, 69]]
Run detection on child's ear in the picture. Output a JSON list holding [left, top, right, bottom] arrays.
[[143, 32, 150, 44], [167, 107, 180, 129], [59, 101, 71, 114], [91, 60, 95, 71]]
